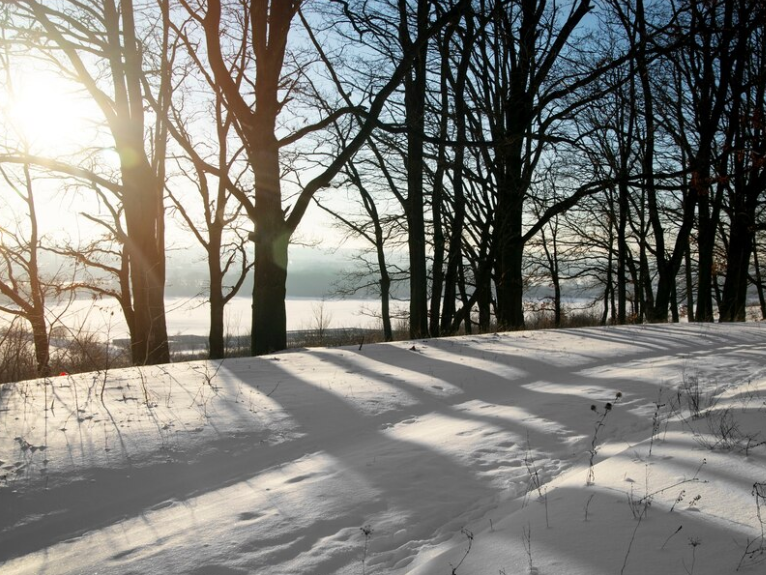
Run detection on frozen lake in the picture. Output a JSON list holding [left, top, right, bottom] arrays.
[[42, 296, 404, 340]]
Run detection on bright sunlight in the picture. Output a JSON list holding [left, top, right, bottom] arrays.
[[2, 67, 97, 155]]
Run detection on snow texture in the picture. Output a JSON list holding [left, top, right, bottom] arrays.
[[2, 323, 766, 574]]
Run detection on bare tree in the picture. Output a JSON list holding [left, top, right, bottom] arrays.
[[0, 165, 52, 376], [718, 0, 766, 321], [663, 0, 739, 322], [157, 49, 254, 358], [8, 0, 172, 364], [48, 186, 136, 344], [186, 0, 466, 354], [462, 0, 611, 330]]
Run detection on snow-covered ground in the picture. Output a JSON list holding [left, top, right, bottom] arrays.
[[2, 323, 766, 575]]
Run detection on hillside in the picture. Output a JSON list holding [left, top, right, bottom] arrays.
[[1, 324, 766, 574]]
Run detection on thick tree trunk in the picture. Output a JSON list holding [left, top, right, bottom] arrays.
[[496, 237, 526, 330], [495, 191, 525, 330], [649, 270, 671, 323], [670, 280, 680, 323], [209, 274, 225, 359], [121, 157, 169, 365], [639, 245, 654, 321], [754, 239, 766, 320], [380, 273, 394, 342], [476, 253, 493, 333], [719, 209, 754, 321], [478, 281, 491, 332], [251, 134, 289, 355], [251, 231, 288, 355], [407, 206, 429, 339], [29, 312, 50, 377]]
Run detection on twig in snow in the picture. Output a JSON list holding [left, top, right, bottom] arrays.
[[449, 528, 473, 574], [661, 525, 683, 550], [360, 525, 372, 575]]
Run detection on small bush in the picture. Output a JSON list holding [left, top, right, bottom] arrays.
[[0, 324, 38, 384], [0, 322, 130, 384], [679, 373, 719, 420]]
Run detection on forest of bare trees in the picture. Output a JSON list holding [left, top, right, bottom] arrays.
[[0, 0, 764, 378]]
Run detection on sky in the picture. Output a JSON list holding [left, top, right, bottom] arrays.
[[1, 323, 765, 574], [0, 61, 360, 271]]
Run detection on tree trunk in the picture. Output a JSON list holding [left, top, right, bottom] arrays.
[[251, 231, 288, 355], [209, 268, 225, 359], [251, 131, 289, 355], [694, 179, 719, 322], [670, 280, 680, 322], [121, 156, 169, 365], [753, 237, 766, 320], [429, 26, 451, 338], [380, 272, 394, 342], [478, 279, 491, 332], [29, 311, 50, 377], [617, 181, 629, 324], [458, 264, 472, 335], [602, 242, 613, 327], [401, 0, 430, 340], [685, 238, 696, 321], [440, 14, 472, 336], [495, 195, 525, 330], [719, 208, 754, 321]]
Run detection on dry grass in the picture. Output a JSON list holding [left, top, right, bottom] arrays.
[[0, 323, 131, 385]]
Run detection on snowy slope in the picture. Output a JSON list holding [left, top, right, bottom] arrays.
[[1, 324, 766, 574]]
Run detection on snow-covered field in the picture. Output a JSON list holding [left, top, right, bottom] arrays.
[[2, 323, 766, 575]]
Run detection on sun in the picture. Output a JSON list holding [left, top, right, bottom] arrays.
[[2, 68, 97, 156]]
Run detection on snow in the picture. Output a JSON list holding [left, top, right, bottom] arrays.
[[2, 323, 766, 574]]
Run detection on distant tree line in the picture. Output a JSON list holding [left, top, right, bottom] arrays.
[[0, 0, 764, 376]]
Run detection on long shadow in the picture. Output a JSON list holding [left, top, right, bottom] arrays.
[[4, 325, 765, 569], [0, 426, 276, 562], [218, 359, 499, 570], [0, 359, 292, 562], [555, 325, 694, 353], [569, 324, 766, 359], [337, 343, 659, 445], [331, 325, 766, 468], [640, 431, 766, 496], [414, 325, 766, 404], [0, 355, 492, 571], [487, 484, 759, 575]]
